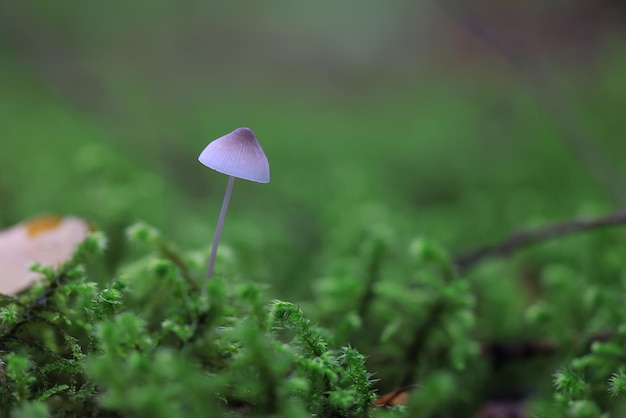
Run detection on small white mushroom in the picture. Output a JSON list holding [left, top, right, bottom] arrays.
[[198, 127, 270, 282]]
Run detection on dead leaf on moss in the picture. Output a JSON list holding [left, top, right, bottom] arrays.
[[0, 215, 91, 295], [373, 384, 417, 407]]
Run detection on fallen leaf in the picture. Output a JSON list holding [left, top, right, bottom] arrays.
[[373, 385, 417, 407], [0, 215, 92, 294]]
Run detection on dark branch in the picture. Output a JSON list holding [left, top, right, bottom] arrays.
[[356, 242, 385, 325], [399, 300, 447, 387], [455, 209, 626, 273], [158, 242, 199, 292]]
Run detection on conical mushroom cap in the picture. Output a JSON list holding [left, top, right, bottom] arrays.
[[198, 127, 270, 183]]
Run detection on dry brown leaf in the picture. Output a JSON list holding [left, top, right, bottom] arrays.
[[373, 385, 417, 407]]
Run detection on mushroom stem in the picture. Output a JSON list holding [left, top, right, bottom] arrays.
[[206, 175, 235, 282]]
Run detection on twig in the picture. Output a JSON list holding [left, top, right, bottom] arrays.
[[399, 300, 447, 387], [0, 271, 68, 348], [356, 242, 386, 325], [455, 209, 626, 273], [157, 242, 199, 292], [479, 330, 614, 372]]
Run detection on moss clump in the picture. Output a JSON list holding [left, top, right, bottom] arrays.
[[3, 217, 626, 417], [0, 225, 377, 417]]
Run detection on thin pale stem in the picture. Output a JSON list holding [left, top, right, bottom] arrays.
[[206, 175, 235, 282]]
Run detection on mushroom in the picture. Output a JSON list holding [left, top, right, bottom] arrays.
[[198, 127, 270, 282]]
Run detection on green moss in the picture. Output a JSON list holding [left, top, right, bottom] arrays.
[[2, 22, 626, 415]]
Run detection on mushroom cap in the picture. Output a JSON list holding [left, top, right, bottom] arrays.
[[198, 127, 270, 183]]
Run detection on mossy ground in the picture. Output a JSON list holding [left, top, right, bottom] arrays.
[[2, 4, 626, 416]]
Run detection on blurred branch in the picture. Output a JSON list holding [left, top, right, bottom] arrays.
[[157, 242, 199, 292], [436, 0, 626, 206], [356, 241, 385, 326], [479, 330, 614, 371], [455, 209, 626, 272], [399, 299, 446, 387]]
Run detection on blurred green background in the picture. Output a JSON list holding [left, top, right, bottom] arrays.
[[1, 0, 625, 298]]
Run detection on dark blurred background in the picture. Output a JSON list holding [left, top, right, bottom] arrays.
[[1, 0, 625, 289]]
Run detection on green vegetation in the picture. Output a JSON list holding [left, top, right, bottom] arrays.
[[2, 3, 626, 416]]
